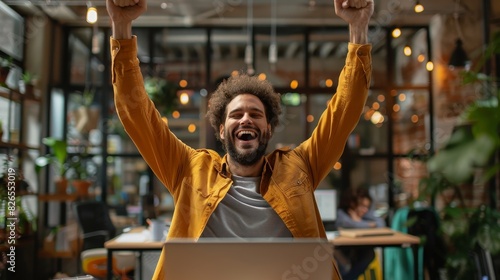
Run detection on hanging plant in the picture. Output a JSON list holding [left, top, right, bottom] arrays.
[[144, 77, 179, 116]]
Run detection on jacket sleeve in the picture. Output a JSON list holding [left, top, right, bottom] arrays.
[[110, 36, 194, 193], [296, 43, 372, 188]]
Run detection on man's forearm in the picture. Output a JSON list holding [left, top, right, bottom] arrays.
[[112, 22, 133, 39], [349, 23, 368, 44]]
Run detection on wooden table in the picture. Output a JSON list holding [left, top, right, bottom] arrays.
[[104, 227, 163, 280], [329, 229, 421, 280], [105, 227, 421, 280]]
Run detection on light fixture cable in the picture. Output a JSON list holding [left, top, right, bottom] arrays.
[[245, 0, 254, 75], [269, 0, 277, 69]]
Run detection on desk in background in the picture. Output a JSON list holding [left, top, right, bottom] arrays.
[[104, 227, 163, 280], [329, 228, 421, 280]]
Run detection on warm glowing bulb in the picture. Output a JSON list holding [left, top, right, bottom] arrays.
[[258, 73, 266, 80], [392, 28, 401, 38], [325, 79, 333, 87], [290, 80, 298, 89], [179, 80, 188, 88], [180, 92, 189, 105], [86, 7, 98, 24], [306, 115, 314, 123], [188, 124, 196, 133], [414, 3, 424, 13], [404, 46, 412, 56], [417, 54, 425, 62], [333, 162, 342, 170], [172, 110, 180, 119], [426, 61, 434, 71]]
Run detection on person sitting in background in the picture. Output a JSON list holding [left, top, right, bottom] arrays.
[[335, 187, 385, 280]]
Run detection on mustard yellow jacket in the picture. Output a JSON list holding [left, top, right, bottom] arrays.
[[110, 36, 371, 280]]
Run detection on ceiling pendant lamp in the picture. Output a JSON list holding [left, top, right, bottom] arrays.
[[448, 39, 469, 69], [86, 2, 97, 24], [448, 0, 470, 70], [414, 0, 424, 13]]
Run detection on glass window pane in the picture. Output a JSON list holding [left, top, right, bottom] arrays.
[[67, 88, 102, 145], [255, 27, 305, 87], [132, 28, 152, 75], [392, 28, 429, 86], [154, 28, 207, 87], [106, 156, 148, 208], [166, 89, 205, 149], [350, 90, 389, 155], [348, 158, 389, 213], [370, 27, 388, 88], [269, 92, 306, 150], [393, 158, 427, 204], [392, 89, 430, 154], [69, 28, 91, 85], [308, 29, 349, 88], [211, 28, 248, 84], [307, 92, 330, 134], [0, 94, 21, 142]]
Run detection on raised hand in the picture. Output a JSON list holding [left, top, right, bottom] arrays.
[[333, 0, 374, 44], [106, 0, 147, 38]]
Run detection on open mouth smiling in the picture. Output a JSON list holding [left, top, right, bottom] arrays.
[[236, 130, 257, 141]]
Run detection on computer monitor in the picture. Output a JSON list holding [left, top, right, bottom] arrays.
[[314, 189, 337, 230]]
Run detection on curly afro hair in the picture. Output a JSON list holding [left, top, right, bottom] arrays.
[[207, 74, 282, 141]]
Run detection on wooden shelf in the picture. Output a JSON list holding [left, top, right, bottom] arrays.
[[0, 141, 39, 150], [0, 85, 40, 103]]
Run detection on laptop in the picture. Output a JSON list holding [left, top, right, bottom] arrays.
[[163, 238, 334, 280]]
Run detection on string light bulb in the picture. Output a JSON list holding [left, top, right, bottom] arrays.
[[414, 1, 424, 13], [86, 3, 98, 24]]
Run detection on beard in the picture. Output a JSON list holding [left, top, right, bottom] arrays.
[[223, 129, 269, 166]]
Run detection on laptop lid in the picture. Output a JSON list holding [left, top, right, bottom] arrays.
[[163, 238, 334, 280]]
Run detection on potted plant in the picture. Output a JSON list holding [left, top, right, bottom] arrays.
[[67, 149, 96, 197], [18, 71, 37, 98], [35, 137, 97, 196], [416, 33, 500, 279], [35, 137, 71, 194], [0, 56, 12, 85]]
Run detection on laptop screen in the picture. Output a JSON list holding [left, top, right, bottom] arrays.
[[314, 189, 337, 222], [163, 238, 334, 280]]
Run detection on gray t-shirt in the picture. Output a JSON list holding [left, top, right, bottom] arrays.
[[201, 175, 293, 238]]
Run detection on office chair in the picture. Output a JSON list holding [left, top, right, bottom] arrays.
[[471, 243, 496, 280], [73, 201, 135, 279]]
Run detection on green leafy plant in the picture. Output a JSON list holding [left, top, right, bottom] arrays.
[[35, 137, 96, 181], [21, 71, 36, 85], [417, 33, 500, 279], [35, 137, 70, 178], [144, 76, 179, 116]]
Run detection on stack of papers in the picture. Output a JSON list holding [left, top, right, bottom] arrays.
[[115, 230, 150, 242], [338, 227, 395, 238]]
